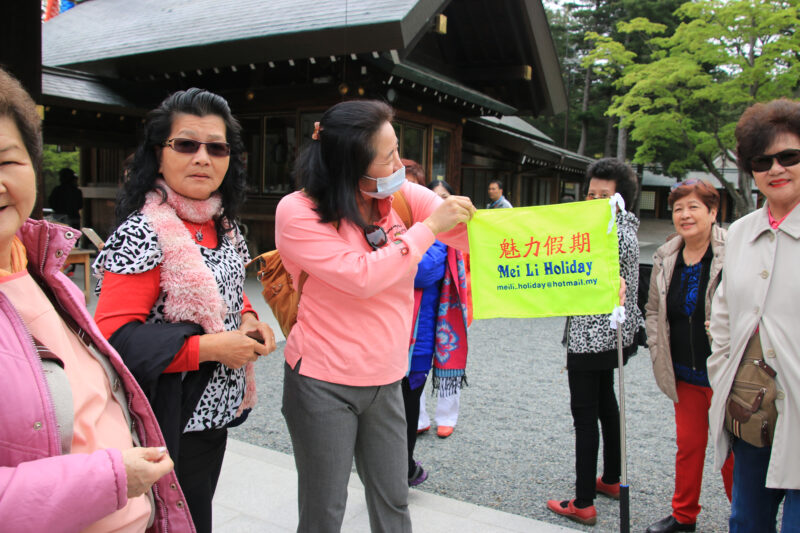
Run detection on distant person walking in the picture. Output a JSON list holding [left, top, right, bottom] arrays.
[[486, 179, 512, 208], [49, 167, 83, 229]]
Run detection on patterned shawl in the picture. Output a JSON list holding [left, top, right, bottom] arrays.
[[409, 246, 469, 395]]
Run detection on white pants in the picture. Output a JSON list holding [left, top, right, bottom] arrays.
[[417, 383, 460, 428]]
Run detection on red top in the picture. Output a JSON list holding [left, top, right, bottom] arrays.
[[768, 201, 800, 229], [94, 219, 256, 372]]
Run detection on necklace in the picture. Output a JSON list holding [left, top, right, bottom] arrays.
[[682, 242, 708, 266], [188, 221, 204, 242]]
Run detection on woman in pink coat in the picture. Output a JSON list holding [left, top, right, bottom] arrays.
[[0, 68, 194, 532]]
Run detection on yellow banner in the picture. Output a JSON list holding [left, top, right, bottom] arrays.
[[467, 200, 620, 319]]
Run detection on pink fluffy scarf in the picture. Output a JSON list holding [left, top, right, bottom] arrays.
[[142, 179, 256, 415]]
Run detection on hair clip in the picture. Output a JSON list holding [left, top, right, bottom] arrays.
[[311, 121, 322, 140]]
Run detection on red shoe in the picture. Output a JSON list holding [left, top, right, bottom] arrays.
[[546, 499, 597, 526], [417, 425, 430, 435], [437, 425, 454, 438], [596, 476, 620, 499]]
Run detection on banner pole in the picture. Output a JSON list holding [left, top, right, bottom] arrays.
[[616, 327, 630, 533]]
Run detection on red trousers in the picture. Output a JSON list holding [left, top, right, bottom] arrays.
[[672, 380, 734, 523]]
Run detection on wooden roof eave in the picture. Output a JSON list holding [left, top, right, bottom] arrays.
[[372, 57, 517, 116], [467, 119, 592, 172]]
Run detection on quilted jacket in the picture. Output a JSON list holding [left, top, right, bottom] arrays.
[[0, 218, 195, 533]]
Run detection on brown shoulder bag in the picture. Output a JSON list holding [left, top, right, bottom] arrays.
[[724, 332, 779, 448]]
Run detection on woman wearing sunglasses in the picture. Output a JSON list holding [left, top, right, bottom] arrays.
[[644, 179, 733, 533], [708, 99, 800, 532], [94, 88, 277, 533], [275, 100, 474, 532]]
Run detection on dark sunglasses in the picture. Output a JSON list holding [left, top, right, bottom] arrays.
[[364, 225, 388, 250], [750, 149, 800, 173], [163, 138, 231, 157], [670, 178, 700, 191]]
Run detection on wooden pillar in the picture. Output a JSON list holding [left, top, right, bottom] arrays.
[[450, 123, 463, 193]]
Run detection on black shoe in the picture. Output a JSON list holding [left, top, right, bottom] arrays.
[[408, 461, 428, 487], [645, 515, 696, 533]]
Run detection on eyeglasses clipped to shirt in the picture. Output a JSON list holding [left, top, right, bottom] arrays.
[[363, 225, 388, 250]]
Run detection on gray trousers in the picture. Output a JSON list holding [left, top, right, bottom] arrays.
[[282, 362, 412, 533]]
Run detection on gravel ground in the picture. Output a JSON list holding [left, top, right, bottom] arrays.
[[230, 315, 738, 532], [75, 217, 742, 531]]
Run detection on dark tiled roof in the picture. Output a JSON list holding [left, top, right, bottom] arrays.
[[478, 116, 554, 144], [42, 67, 135, 110], [43, 0, 436, 67], [469, 118, 593, 171]]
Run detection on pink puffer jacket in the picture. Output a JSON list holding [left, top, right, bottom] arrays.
[[0, 218, 195, 533]]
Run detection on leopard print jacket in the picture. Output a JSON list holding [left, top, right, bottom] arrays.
[[94, 212, 249, 432], [565, 210, 643, 354]]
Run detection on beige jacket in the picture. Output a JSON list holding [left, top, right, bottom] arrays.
[[708, 206, 800, 489], [646, 224, 727, 402]]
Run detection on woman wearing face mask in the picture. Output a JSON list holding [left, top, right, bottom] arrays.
[[275, 101, 475, 532]]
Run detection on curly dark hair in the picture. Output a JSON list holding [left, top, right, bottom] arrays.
[[293, 100, 394, 228], [584, 158, 638, 207], [116, 88, 246, 237], [0, 68, 42, 176], [736, 99, 800, 174]]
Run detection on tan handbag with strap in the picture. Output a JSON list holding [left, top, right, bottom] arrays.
[[724, 332, 779, 447]]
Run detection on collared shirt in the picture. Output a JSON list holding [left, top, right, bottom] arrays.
[[276, 181, 469, 386], [768, 201, 800, 229], [486, 195, 513, 209]]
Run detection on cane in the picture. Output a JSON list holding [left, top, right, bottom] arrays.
[[617, 326, 630, 533]]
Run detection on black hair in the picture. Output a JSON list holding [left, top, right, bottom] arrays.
[[116, 88, 246, 237], [428, 179, 454, 195], [488, 179, 503, 190], [293, 100, 394, 228], [0, 68, 42, 176], [584, 158, 638, 207]]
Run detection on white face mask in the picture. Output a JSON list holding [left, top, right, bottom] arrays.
[[361, 166, 406, 199]]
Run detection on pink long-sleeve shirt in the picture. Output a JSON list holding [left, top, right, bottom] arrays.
[[275, 181, 469, 386]]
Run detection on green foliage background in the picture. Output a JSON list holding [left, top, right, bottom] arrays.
[[535, 0, 800, 217]]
